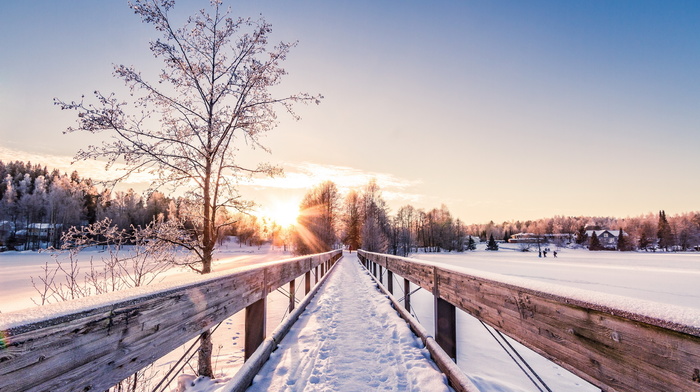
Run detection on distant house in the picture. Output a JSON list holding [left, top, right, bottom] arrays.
[[0, 221, 14, 246], [586, 229, 625, 249], [26, 223, 62, 242]]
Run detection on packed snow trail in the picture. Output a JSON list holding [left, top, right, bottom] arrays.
[[246, 253, 452, 392]]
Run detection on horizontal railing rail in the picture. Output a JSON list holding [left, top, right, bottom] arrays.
[[358, 250, 700, 392], [0, 249, 342, 392]]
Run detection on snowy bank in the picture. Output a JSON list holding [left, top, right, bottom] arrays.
[[392, 252, 700, 335]]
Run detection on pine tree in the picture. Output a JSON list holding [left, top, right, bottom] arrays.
[[466, 236, 476, 251], [657, 210, 673, 251], [575, 225, 588, 245], [486, 233, 499, 251], [638, 231, 650, 250], [589, 231, 602, 251], [503, 229, 512, 243], [616, 228, 628, 251]]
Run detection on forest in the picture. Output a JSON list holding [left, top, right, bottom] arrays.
[[1, 160, 699, 255]]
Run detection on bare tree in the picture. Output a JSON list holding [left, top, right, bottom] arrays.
[[360, 179, 390, 253], [392, 205, 416, 256], [341, 190, 362, 252], [295, 181, 339, 254], [55, 0, 320, 378]]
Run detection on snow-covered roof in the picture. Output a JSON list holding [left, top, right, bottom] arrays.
[[585, 229, 624, 237]]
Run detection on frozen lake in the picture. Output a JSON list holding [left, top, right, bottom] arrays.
[[399, 244, 700, 391], [417, 243, 700, 309]]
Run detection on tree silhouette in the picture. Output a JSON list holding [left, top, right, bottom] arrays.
[[589, 231, 602, 251], [657, 210, 673, 251], [55, 0, 320, 377], [486, 233, 499, 251]]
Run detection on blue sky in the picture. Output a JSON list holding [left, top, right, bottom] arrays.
[[1, 1, 698, 224]]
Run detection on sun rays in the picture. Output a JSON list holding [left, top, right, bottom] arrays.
[[258, 198, 301, 228]]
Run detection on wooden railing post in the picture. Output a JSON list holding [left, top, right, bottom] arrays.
[[315, 265, 319, 283], [404, 278, 411, 312], [434, 266, 456, 360], [305, 270, 311, 295], [289, 279, 296, 312], [379, 265, 383, 284], [387, 270, 394, 294], [244, 296, 266, 361], [435, 297, 456, 360]]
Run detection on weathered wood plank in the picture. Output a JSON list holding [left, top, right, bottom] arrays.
[[245, 297, 266, 362], [435, 297, 456, 360], [360, 250, 700, 392], [0, 250, 341, 392]]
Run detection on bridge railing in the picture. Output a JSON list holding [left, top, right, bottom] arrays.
[[0, 249, 342, 392], [358, 250, 700, 392]]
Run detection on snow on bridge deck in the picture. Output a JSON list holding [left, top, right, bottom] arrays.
[[245, 254, 451, 392]]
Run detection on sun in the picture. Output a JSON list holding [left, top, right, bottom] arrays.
[[261, 200, 300, 227]]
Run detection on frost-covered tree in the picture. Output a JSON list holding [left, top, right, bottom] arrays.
[[56, 0, 319, 273], [341, 189, 362, 252], [295, 181, 339, 255], [361, 179, 390, 253], [55, 0, 320, 378], [46, 175, 84, 248], [393, 205, 416, 256], [0, 175, 18, 247]]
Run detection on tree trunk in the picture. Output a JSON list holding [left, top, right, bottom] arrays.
[[198, 165, 214, 375], [198, 329, 214, 378]]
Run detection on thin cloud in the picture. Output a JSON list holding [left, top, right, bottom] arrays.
[[1, 147, 427, 206], [243, 161, 425, 204]]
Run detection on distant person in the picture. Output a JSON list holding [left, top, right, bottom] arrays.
[[543, 250, 547, 257], [538, 250, 542, 258], [553, 250, 558, 258]]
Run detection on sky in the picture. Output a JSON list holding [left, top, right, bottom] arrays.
[[1, 0, 699, 225]]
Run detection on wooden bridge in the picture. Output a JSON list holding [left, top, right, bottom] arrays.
[[1, 249, 699, 392]]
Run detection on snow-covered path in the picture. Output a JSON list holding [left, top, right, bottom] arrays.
[[246, 254, 451, 392]]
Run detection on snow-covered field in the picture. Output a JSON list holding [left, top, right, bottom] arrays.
[[0, 240, 294, 314], [406, 244, 700, 392], [0, 240, 298, 391], [1, 242, 698, 391], [417, 243, 700, 309]]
